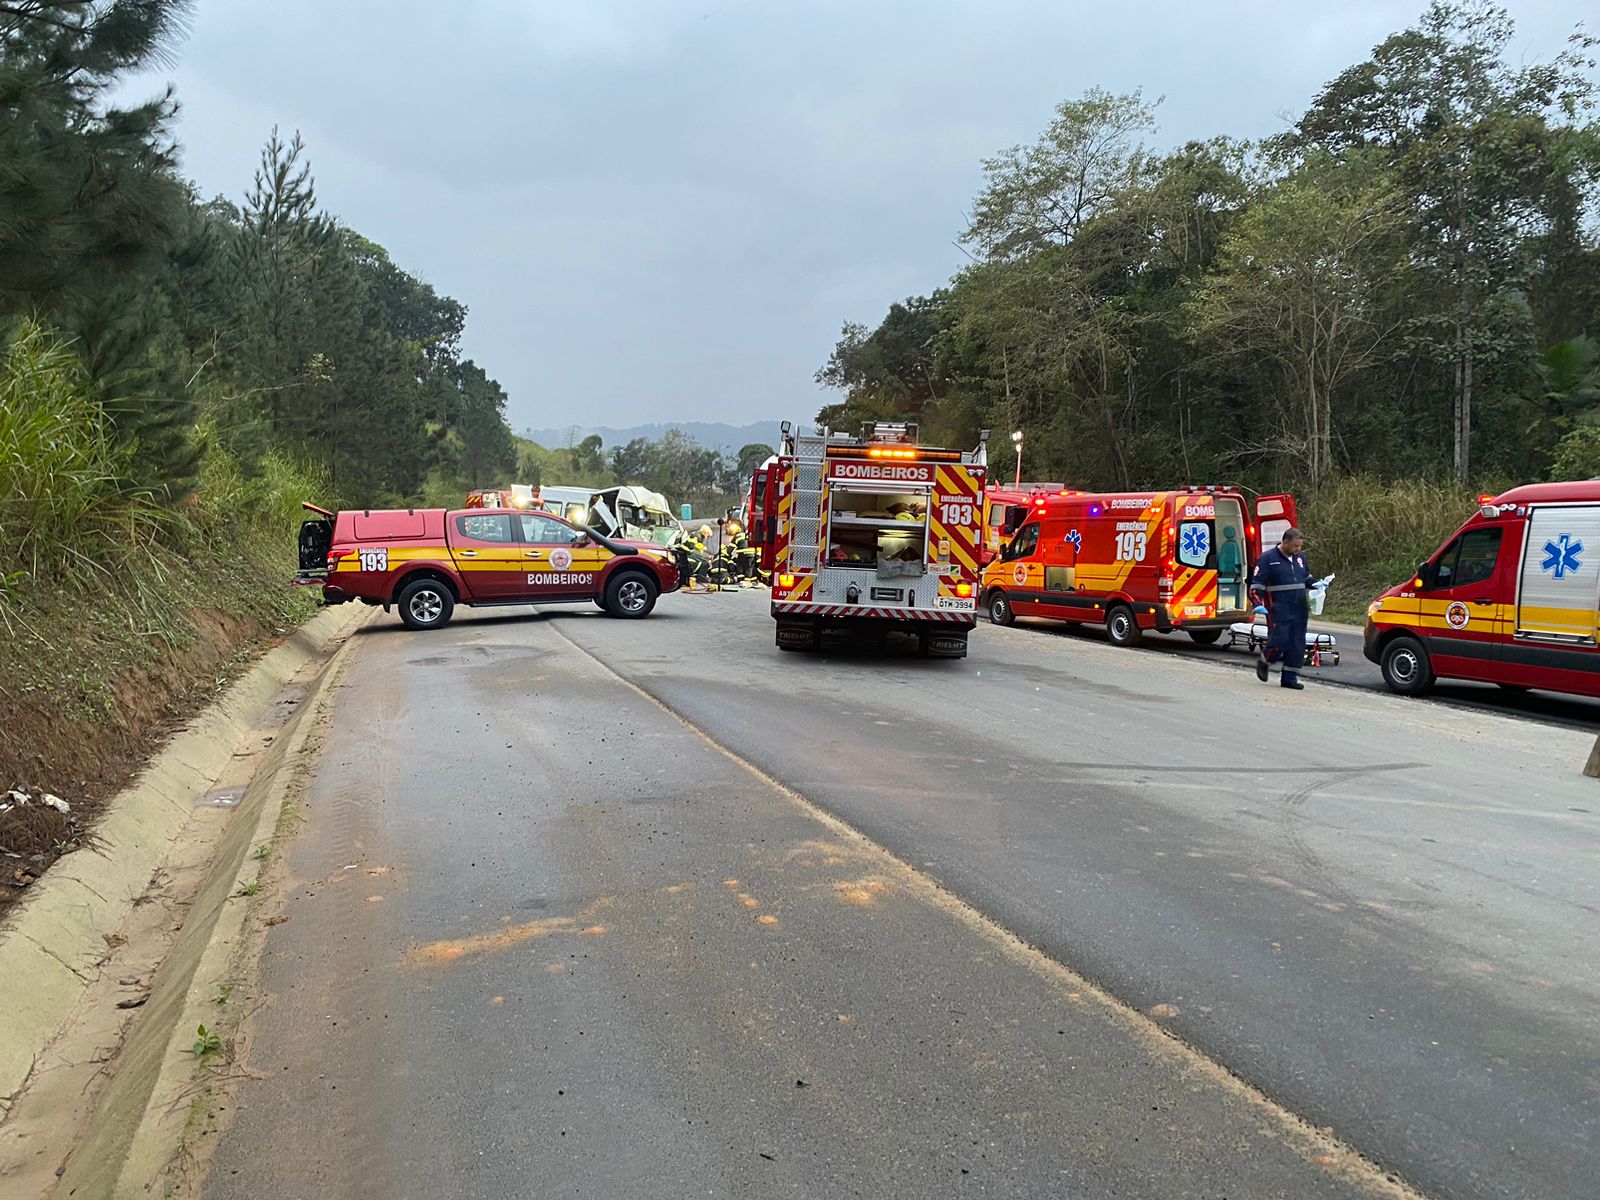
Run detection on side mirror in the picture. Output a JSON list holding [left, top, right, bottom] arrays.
[[1415, 562, 1434, 588], [574, 534, 591, 548]]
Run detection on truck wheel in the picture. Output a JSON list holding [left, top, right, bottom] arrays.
[[604, 571, 658, 618], [396, 578, 454, 631], [1187, 628, 1222, 646], [1106, 604, 1141, 647], [926, 629, 969, 659], [775, 618, 819, 652], [1381, 636, 1434, 696], [986, 590, 1014, 627]]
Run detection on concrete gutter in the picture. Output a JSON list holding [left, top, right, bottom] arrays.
[[0, 604, 365, 1114]]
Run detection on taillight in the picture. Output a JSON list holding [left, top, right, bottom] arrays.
[[778, 573, 796, 588], [326, 549, 350, 567], [1158, 576, 1174, 600], [955, 583, 973, 598]]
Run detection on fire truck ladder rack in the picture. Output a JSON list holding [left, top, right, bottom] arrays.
[[788, 431, 828, 572]]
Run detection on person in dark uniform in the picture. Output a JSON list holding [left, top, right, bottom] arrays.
[[1250, 526, 1316, 690]]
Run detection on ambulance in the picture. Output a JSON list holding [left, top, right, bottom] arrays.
[[979, 486, 1297, 646], [980, 483, 1065, 564], [769, 422, 988, 657], [1365, 481, 1600, 697]]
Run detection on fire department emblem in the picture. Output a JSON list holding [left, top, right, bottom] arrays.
[[549, 548, 573, 570], [1445, 601, 1469, 629], [1012, 563, 1028, 586]]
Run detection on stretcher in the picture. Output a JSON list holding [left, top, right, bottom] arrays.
[[1225, 621, 1341, 666]]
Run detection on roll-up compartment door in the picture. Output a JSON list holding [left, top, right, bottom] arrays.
[[1516, 505, 1600, 643]]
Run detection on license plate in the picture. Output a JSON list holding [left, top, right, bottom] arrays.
[[934, 595, 975, 611]]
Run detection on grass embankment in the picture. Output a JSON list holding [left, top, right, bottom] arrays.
[[0, 325, 326, 903], [1297, 476, 1482, 624]]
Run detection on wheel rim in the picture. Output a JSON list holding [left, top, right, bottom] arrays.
[[618, 579, 649, 612], [409, 589, 442, 624], [1111, 613, 1129, 639], [1390, 648, 1419, 684], [991, 596, 1008, 622]]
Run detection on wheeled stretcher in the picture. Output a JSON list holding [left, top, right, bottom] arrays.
[[1225, 621, 1341, 666]]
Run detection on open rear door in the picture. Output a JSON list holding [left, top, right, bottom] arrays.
[[1254, 494, 1297, 553]]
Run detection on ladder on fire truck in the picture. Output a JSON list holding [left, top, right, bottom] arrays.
[[786, 429, 828, 572]]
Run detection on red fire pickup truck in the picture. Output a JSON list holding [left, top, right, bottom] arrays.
[[295, 504, 679, 630]]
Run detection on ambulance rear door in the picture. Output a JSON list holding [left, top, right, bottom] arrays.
[[1516, 504, 1600, 644], [1253, 494, 1298, 552]]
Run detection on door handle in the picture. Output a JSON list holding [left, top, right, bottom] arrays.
[[524, 550, 544, 559], [458, 549, 478, 558]]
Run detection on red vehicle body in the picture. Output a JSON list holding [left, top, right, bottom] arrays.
[[294, 504, 678, 630], [1365, 481, 1600, 697], [747, 455, 780, 575], [979, 486, 1297, 646], [980, 483, 1065, 564]]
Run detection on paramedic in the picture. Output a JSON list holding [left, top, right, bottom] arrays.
[[1250, 526, 1315, 690]]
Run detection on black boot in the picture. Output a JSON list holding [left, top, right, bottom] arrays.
[[1256, 656, 1269, 683], [1281, 673, 1304, 690]]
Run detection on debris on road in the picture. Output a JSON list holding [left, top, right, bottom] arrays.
[[1, 784, 83, 899]]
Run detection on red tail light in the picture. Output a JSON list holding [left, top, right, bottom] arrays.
[[955, 583, 973, 598], [326, 549, 350, 566], [1158, 576, 1174, 600]]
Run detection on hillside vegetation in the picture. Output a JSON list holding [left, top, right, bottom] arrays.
[[818, 1, 1600, 565]]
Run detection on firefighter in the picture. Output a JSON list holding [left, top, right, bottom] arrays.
[[725, 521, 760, 588], [1250, 526, 1316, 689], [679, 524, 714, 591]]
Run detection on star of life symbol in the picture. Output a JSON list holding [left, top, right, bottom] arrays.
[[1541, 534, 1583, 580], [1180, 524, 1210, 560], [1064, 529, 1082, 550]]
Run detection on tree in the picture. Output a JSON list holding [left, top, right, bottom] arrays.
[[963, 88, 1160, 261], [1286, 1, 1600, 482], [1187, 159, 1408, 488], [0, 1, 191, 309], [736, 442, 774, 479]]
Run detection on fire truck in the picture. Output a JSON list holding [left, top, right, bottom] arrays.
[[768, 423, 988, 657], [980, 485, 1296, 646], [981, 482, 1065, 564]]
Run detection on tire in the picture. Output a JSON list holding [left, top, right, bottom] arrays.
[[1187, 628, 1223, 646], [604, 571, 658, 618], [986, 590, 1015, 627], [1105, 604, 1141, 647], [1380, 636, 1434, 696], [396, 577, 455, 631], [775, 618, 819, 652]]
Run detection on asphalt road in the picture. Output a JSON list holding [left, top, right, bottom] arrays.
[[206, 593, 1600, 1200], [1123, 617, 1600, 730]]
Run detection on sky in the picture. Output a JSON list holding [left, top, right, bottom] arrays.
[[123, 0, 1587, 435]]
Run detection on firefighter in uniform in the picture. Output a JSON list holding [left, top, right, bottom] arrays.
[[725, 521, 760, 588], [1250, 526, 1315, 690], [679, 525, 713, 591]]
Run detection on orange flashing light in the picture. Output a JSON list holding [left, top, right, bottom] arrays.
[[1477, 493, 1495, 504], [778, 573, 797, 589], [954, 583, 974, 598], [867, 447, 918, 460]]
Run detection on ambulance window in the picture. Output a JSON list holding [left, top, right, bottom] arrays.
[[1176, 520, 1213, 569], [1434, 527, 1501, 589], [518, 513, 581, 544], [1006, 522, 1040, 559], [455, 514, 514, 543]]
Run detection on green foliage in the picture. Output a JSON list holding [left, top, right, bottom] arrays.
[[821, 3, 1600, 498], [1300, 475, 1481, 617], [1550, 427, 1600, 481], [191, 1024, 221, 1058]]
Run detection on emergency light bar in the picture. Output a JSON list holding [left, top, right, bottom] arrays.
[[827, 445, 964, 462]]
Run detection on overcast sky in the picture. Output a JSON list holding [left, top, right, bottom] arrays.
[[125, 0, 1585, 435]]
